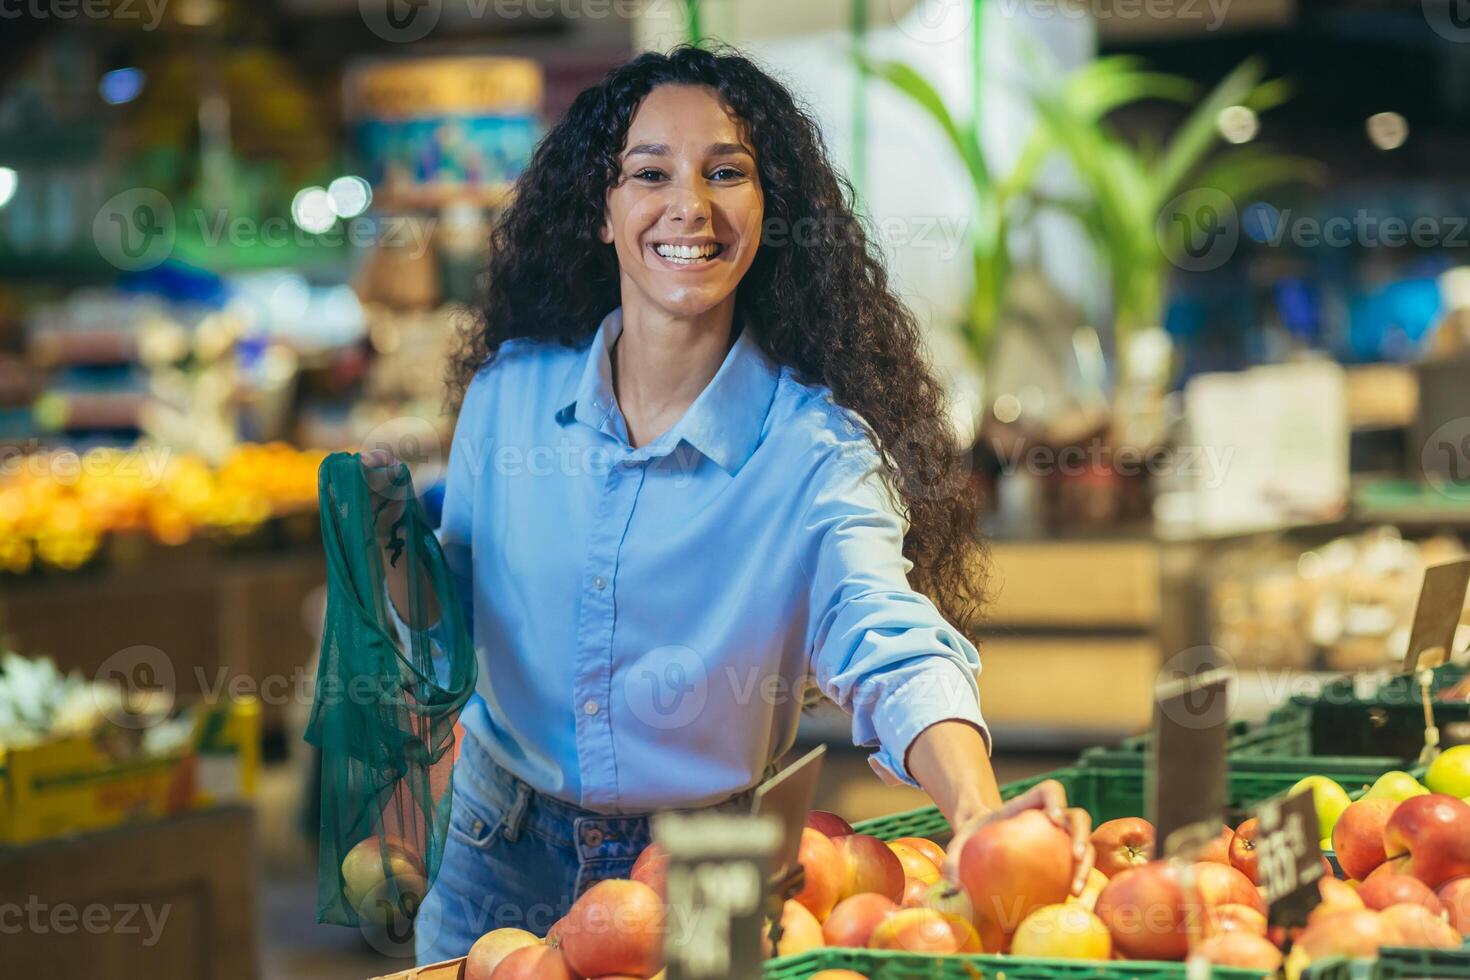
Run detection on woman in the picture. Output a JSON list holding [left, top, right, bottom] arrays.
[[370, 45, 1093, 965]]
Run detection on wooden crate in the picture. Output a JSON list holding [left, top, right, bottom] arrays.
[[373, 958, 466, 980], [0, 805, 256, 980]]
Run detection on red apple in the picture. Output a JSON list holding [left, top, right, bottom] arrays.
[[558, 879, 665, 979], [1198, 825, 1234, 866], [805, 811, 854, 839], [1380, 902, 1462, 949], [1194, 861, 1267, 916], [1094, 861, 1191, 961], [900, 877, 930, 908], [868, 907, 961, 954], [1197, 932, 1283, 971], [1228, 818, 1261, 885], [1358, 873, 1444, 914], [957, 809, 1073, 940], [630, 843, 668, 897], [1295, 908, 1398, 961], [1090, 818, 1155, 878], [822, 892, 897, 947], [1383, 794, 1470, 888], [833, 835, 905, 903], [489, 945, 574, 980], [467, 929, 542, 980], [1202, 902, 1267, 938], [1438, 876, 1470, 932], [892, 837, 946, 869], [1332, 798, 1400, 883], [1366, 855, 1412, 882], [886, 841, 940, 886], [1316, 877, 1365, 916], [794, 828, 843, 921]]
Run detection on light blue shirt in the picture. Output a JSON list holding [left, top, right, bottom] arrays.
[[428, 307, 986, 813]]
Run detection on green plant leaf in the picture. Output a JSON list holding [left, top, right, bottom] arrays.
[[1149, 56, 1267, 208], [854, 53, 989, 190]]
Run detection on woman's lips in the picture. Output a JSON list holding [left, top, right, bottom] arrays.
[[645, 242, 727, 270]]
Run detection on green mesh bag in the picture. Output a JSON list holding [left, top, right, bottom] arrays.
[[306, 451, 477, 928]]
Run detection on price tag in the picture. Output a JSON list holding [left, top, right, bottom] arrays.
[[1149, 667, 1230, 858], [656, 811, 781, 980], [1253, 791, 1324, 928], [1404, 559, 1470, 674], [751, 745, 825, 881]]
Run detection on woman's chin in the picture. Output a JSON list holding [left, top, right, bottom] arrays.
[[639, 285, 738, 321]]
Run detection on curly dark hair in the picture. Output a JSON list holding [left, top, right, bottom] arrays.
[[452, 44, 986, 634]]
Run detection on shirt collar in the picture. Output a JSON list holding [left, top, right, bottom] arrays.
[[554, 306, 780, 475]]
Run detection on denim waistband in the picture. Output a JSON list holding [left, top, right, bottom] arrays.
[[454, 734, 761, 854]]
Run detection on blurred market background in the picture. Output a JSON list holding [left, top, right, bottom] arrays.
[[3, 0, 1470, 977]]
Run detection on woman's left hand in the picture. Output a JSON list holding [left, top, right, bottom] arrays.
[[942, 779, 1095, 896]]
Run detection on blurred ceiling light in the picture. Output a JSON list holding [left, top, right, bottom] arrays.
[[0, 167, 16, 209], [1366, 112, 1408, 150], [291, 186, 336, 235], [175, 0, 221, 26], [327, 176, 372, 219], [993, 393, 1022, 424], [100, 68, 145, 105], [1216, 105, 1259, 145]]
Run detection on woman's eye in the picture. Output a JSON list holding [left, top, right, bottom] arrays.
[[710, 166, 746, 181], [632, 168, 665, 182]]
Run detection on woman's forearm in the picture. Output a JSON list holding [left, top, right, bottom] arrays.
[[906, 719, 1003, 830]]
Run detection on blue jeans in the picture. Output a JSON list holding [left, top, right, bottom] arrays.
[[414, 736, 760, 966]]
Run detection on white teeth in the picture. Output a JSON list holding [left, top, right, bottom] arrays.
[[653, 242, 721, 263]]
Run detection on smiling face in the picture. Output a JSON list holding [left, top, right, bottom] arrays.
[[600, 84, 764, 322]]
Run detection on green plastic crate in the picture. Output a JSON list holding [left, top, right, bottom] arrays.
[[1297, 665, 1469, 761], [762, 947, 1268, 980], [1079, 711, 1313, 769]]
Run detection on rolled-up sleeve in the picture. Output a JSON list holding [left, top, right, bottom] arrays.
[[803, 444, 989, 788]]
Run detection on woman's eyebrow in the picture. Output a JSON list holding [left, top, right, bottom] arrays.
[[708, 142, 754, 158], [623, 142, 669, 158]]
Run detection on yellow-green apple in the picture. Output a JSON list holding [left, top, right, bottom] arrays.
[[1426, 746, 1470, 799], [340, 835, 426, 918], [466, 929, 542, 980], [1358, 873, 1444, 913], [805, 811, 854, 839], [956, 810, 1073, 942], [488, 945, 574, 980], [1194, 861, 1267, 915], [1094, 861, 1191, 961], [558, 879, 665, 978], [1437, 877, 1470, 932], [892, 837, 946, 869], [822, 893, 897, 947], [1290, 776, 1353, 840], [1290, 909, 1397, 972], [1379, 902, 1462, 949], [1009, 903, 1111, 960], [1090, 818, 1155, 878], [1068, 868, 1109, 912], [833, 835, 905, 903], [886, 841, 940, 885], [1383, 794, 1470, 888], [1310, 877, 1366, 926], [1364, 770, 1430, 802], [1197, 932, 1283, 971], [794, 828, 843, 920], [1332, 798, 1400, 882], [763, 899, 824, 958]]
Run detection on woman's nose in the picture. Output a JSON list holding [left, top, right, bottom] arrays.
[[664, 183, 711, 225]]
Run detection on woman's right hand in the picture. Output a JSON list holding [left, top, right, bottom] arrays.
[[360, 448, 406, 553]]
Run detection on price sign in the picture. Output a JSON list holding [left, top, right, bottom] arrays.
[[751, 745, 825, 881], [1149, 667, 1230, 858], [1253, 791, 1324, 928], [1404, 559, 1470, 674], [657, 812, 781, 980]]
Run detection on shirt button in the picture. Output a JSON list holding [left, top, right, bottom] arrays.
[[592, 575, 607, 591], [584, 699, 600, 715]]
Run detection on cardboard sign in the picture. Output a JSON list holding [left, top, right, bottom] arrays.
[[656, 811, 781, 980], [1149, 669, 1230, 858], [1404, 559, 1470, 674], [1254, 790, 1325, 928], [751, 745, 825, 880]]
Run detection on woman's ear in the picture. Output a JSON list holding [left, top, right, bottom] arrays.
[[598, 216, 614, 245]]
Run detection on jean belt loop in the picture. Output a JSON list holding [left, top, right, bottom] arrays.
[[500, 780, 532, 843]]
